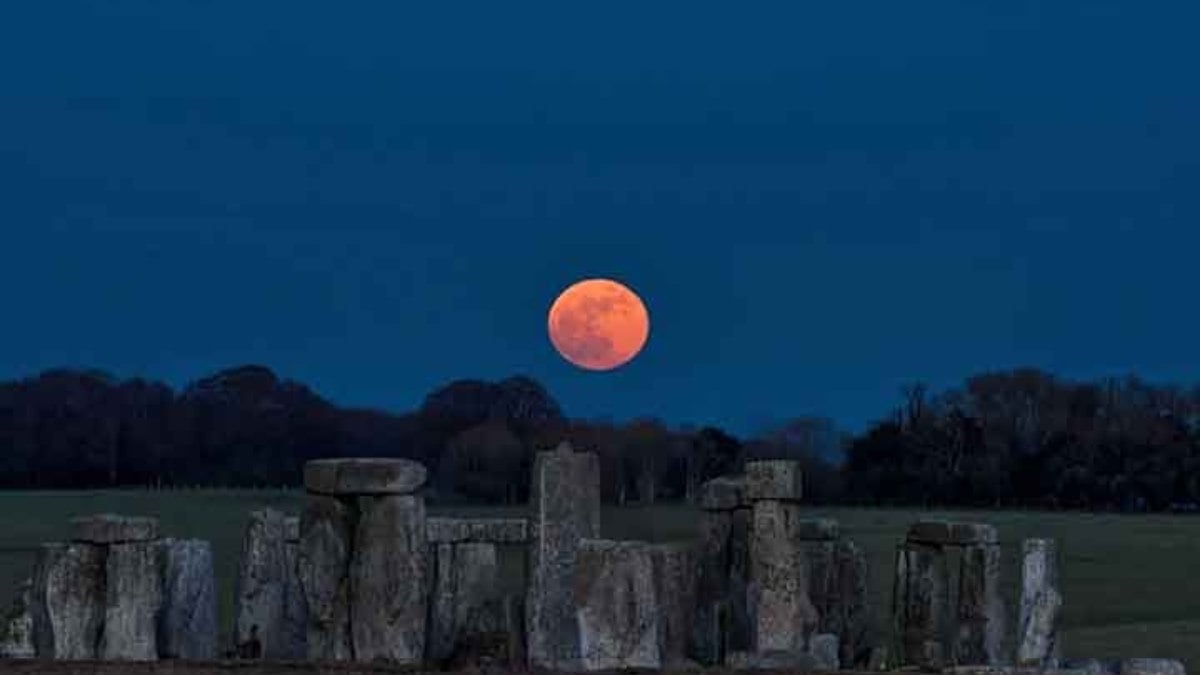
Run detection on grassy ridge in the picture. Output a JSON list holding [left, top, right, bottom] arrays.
[[0, 492, 1196, 670]]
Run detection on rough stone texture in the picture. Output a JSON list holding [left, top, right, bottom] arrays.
[[809, 632, 842, 670], [574, 539, 661, 671], [1017, 538, 1061, 669], [297, 494, 354, 662], [1120, 659, 1188, 675], [651, 542, 697, 668], [234, 509, 303, 660], [908, 520, 999, 546], [304, 457, 427, 496], [349, 494, 428, 664], [283, 516, 300, 543], [428, 542, 502, 664], [30, 542, 106, 660], [157, 539, 216, 660], [699, 476, 747, 511], [0, 577, 35, 658], [894, 541, 949, 669], [956, 543, 1004, 666], [744, 460, 803, 502], [426, 517, 529, 544], [281, 541, 307, 659], [693, 507, 751, 665], [749, 499, 819, 652], [70, 514, 159, 544], [101, 541, 162, 661], [832, 539, 872, 668], [526, 442, 601, 670]]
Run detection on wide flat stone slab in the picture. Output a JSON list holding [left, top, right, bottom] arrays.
[[907, 520, 999, 545], [303, 458, 427, 495], [699, 476, 748, 511], [71, 514, 160, 544], [745, 460, 803, 502], [426, 517, 529, 544]]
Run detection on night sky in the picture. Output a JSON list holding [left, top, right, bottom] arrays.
[[2, 2, 1197, 436]]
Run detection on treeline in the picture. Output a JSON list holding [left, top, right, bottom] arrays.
[[1, 365, 1198, 512]]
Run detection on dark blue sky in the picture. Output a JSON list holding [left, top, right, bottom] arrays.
[[2, 2, 1197, 435]]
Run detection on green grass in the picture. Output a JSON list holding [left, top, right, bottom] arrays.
[[1, 492, 1197, 671]]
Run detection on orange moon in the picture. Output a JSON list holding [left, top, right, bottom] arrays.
[[547, 278, 650, 371]]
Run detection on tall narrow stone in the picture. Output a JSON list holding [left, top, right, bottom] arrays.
[[693, 478, 751, 665], [233, 509, 291, 659], [1018, 538, 1061, 668], [651, 542, 697, 667], [297, 495, 354, 661], [158, 539, 216, 660], [282, 527, 307, 660], [574, 539, 661, 671], [749, 499, 818, 652], [955, 543, 1004, 665], [895, 541, 949, 669], [350, 494, 428, 663], [526, 442, 601, 669], [428, 542, 502, 664], [833, 539, 871, 668], [30, 543, 106, 660], [101, 541, 162, 661], [0, 578, 35, 659]]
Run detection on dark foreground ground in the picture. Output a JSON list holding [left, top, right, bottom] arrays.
[[0, 665, 890, 675]]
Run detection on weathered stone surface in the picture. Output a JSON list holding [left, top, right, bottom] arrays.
[[832, 539, 872, 668], [749, 499, 819, 652], [809, 632, 842, 670], [1119, 659, 1187, 675], [955, 543, 1004, 666], [650, 542, 697, 668], [0, 577, 35, 658], [727, 644, 838, 671], [426, 517, 529, 544], [304, 457, 427, 496], [1017, 538, 1061, 669], [283, 516, 300, 543], [693, 507, 751, 665], [234, 509, 301, 660], [31, 543, 105, 660], [526, 442, 601, 670], [157, 539, 216, 660], [745, 460, 803, 502], [297, 495, 354, 661], [101, 541, 161, 661], [282, 541, 307, 659], [894, 541, 949, 669], [70, 514, 159, 544], [908, 520, 999, 546], [428, 542, 501, 663], [574, 540, 661, 671], [349, 494, 428, 663], [700, 476, 748, 511]]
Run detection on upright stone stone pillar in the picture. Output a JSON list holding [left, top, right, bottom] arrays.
[[234, 509, 291, 659], [0, 577, 35, 659], [281, 516, 307, 659], [158, 538, 217, 660], [73, 515, 163, 662], [1017, 538, 1061, 669], [300, 457, 429, 664], [526, 442, 601, 670], [30, 542, 106, 660], [956, 541, 1004, 665], [694, 476, 751, 665]]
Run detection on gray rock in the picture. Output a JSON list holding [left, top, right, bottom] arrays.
[[31, 542, 105, 660], [282, 541, 307, 659], [526, 442, 601, 670], [574, 539, 661, 671], [832, 538, 871, 668], [297, 494, 354, 661], [426, 517, 529, 544], [699, 476, 748, 511], [304, 457, 427, 496], [907, 520, 999, 546], [809, 632, 842, 670], [749, 499, 819, 651], [157, 539, 216, 660], [745, 460, 804, 502], [693, 507, 751, 665], [101, 541, 161, 661], [894, 541, 949, 669], [955, 543, 1005, 666], [0, 577, 35, 659], [650, 542, 697, 667], [234, 508, 297, 659], [428, 542, 501, 663], [1120, 659, 1187, 675], [349, 494, 428, 664], [1017, 539, 1061, 669], [71, 514, 159, 544]]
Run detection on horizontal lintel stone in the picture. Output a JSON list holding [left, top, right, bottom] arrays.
[[426, 517, 529, 544], [303, 457, 427, 495], [70, 514, 160, 544]]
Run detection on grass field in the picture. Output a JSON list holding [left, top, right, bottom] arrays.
[[0, 491, 1197, 671]]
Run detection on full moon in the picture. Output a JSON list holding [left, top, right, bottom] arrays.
[[547, 278, 650, 371]]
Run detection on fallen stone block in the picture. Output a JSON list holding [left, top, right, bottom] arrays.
[[157, 539, 216, 660], [426, 517, 529, 544], [297, 494, 354, 661], [745, 460, 803, 502], [304, 457, 427, 495], [907, 520, 999, 546], [31, 542, 106, 660], [71, 514, 159, 544], [0, 577, 34, 658], [699, 476, 748, 511], [101, 541, 161, 661]]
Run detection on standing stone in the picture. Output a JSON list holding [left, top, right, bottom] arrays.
[[574, 539, 661, 671], [895, 541, 949, 669], [234, 509, 292, 659], [350, 494, 428, 663], [298, 495, 354, 661], [526, 442, 601, 669], [428, 542, 502, 663], [833, 539, 871, 668], [651, 542, 697, 667], [955, 543, 1004, 665], [693, 503, 751, 665], [0, 578, 35, 659], [101, 541, 162, 661], [158, 539, 216, 660], [282, 536, 307, 660], [1018, 538, 1061, 668], [31, 543, 106, 660], [749, 499, 818, 652]]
